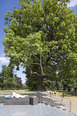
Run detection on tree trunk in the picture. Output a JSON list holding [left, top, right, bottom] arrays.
[[56, 81, 59, 90], [37, 77, 43, 91], [68, 87, 71, 92], [74, 88, 77, 92], [63, 83, 67, 90]]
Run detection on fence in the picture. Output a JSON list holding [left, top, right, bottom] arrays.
[[40, 92, 72, 112]]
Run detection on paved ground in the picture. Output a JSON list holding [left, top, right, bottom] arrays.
[[42, 94, 77, 115], [71, 101, 77, 115], [0, 94, 77, 115], [0, 103, 77, 116], [60, 99, 77, 115]]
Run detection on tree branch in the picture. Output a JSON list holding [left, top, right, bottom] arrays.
[[32, 54, 40, 61], [40, 53, 44, 75], [57, 54, 66, 70], [31, 63, 40, 65], [45, 68, 67, 82]]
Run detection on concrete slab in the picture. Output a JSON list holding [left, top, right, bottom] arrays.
[[0, 103, 77, 116]]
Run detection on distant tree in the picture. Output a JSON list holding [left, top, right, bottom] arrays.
[[3, 64, 15, 89], [0, 64, 23, 89], [0, 65, 7, 89], [3, 0, 77, 90], [14, 75, 23, 89]]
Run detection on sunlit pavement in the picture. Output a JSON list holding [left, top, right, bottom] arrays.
[[0, 103, 77, 116]]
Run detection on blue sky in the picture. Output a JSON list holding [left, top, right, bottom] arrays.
[[0, 0, 26, 83], [0, 0, 77, 83]]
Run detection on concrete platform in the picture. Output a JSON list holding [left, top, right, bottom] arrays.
[[0, 103, 77, 116], [4, 97, 29, 105], [4, 97, 38, 105]]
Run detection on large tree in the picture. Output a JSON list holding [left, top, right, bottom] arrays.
[[3, 0, 77, 90]]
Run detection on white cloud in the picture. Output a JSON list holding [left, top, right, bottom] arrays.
[[0, 57, 10, 64], [67, 0, 77, 7]]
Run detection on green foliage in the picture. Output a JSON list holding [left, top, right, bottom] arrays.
[[0, 65, 7, 89], [0, 65, 15, 89], [0, 65, 23, 90], [3, 0, 77, 90]]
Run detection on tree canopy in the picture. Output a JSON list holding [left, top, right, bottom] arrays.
[[0, 65, 23, 89], [3, 0, 77, 90]]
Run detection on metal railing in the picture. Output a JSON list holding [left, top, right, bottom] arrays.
[[40, 92, 72, 112]]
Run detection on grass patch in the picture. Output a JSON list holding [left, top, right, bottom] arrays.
[[0, 89, 77, 102], [47, 90, 77, 102], [0, 90, 37, 97]]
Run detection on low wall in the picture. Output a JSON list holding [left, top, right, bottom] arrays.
[[4, 96, 38, 105]]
